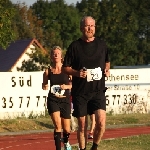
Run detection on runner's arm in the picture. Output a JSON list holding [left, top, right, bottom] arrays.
[[62, 67, 87, 78], [62, 67, 79, 77], [42, 69, 49, 90]]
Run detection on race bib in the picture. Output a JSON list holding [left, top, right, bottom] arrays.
[[87, 67, 102, 82], [51, 85, 65, 96]]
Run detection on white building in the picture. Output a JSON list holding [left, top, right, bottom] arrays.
[[0, 39, 46, 72]]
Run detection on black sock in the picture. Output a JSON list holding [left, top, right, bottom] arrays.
[[80, 148, 86, 150], [91, 142, 98, 150], [54, 130, 61, 150], [63, 132, 70, 143]]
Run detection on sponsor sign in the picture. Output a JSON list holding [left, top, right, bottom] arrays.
[[105, 69, 150, 114], [0, 69, 150, 119], [0, 72, 48, 119]]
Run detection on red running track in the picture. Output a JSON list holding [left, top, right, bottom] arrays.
[[0, 126, 150, 150]]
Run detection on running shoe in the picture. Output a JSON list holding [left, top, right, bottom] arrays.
[[64, 142, 72, 150], [88, 133, 93, 139]]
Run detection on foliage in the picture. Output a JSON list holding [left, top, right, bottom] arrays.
[[12, 3, 34, 40], [5, 0, 150, 68], [0, 0, 16, 49], [98, 0, 140, 66], [31, 0, 81, 49]]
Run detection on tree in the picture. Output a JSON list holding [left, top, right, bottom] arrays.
[[31, 0, 81, 49], [3, 0, 149, 68], [128, 0, 150, 65], [12, 3, 44, 44], [76, 0, 150, 67], [0, 0, 16, 49], [97, 0, 139, 66], [76, 0, 100, 20]]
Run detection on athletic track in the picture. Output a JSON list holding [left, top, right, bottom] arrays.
[[0, 126, 150, 150]]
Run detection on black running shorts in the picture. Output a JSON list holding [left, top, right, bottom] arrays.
[[47, 96, 71, 119], [72, 91, 106, 118]]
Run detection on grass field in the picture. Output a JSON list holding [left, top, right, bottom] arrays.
[[71, 134, 150, 150], [0, 113, 150, 149], [0, 112, 150, 133]]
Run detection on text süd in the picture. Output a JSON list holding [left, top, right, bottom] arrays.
[[11, 75, 32, 87]]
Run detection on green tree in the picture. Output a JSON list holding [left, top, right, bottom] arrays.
[[128, 0, 150, 65], [76, 0, 100, 21], [12, 3, 34, 40], [0, 0, 16, 49], [96, 0, 150, 67], [31, 0, 81, 49], [6, 0, 150, 68], [12, 3, 44, 43], [11, 2, 50, 72], [76, 0, 150, 67], [98, 0, 140, 66]]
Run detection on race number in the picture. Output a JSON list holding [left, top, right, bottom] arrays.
[[87, 67, 102, 82], [51, 85, 65, 96]]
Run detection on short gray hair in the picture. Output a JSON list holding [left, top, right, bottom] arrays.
[[80, 16, 95, 27], [50, 46, 63, 63], [50, 46, 62, 56], [52, 46, 62, 51]]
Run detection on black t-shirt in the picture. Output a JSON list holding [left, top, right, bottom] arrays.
[[48, 68, 70, 98], [63, 37, 109, 96]]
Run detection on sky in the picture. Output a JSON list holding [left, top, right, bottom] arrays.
[[11, 0, 81, 6]]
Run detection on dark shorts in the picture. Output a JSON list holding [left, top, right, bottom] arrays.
[[47, 95, 71, 119], [72, 91, 106, 118]]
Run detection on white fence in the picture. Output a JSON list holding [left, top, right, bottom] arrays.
[[0, 72, 48, 119], [0, 69, 150, 119], [105, 69, 150, 114]]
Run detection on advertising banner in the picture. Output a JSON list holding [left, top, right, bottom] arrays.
[[0, 69, 150, 119], [105, 69, 150, 114]]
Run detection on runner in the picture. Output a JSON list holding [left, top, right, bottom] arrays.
[[42, 46, 72, 150], [62, 16, 110, 150]]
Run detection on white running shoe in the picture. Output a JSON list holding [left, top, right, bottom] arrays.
[[64, 142, 72, 150], [88, 133, 93, 139]]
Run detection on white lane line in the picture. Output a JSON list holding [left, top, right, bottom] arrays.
[[0, 139, 54, 149], [5, 146, 12, 148]]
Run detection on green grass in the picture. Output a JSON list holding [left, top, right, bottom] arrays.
[[106, 113, 150, 126], [1, 112, 150, 149], [0, 112, 150, 133], [72, 134, 150, 150]]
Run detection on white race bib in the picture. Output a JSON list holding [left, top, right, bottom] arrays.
[[51, 85, 65, 96], [87, 67, 102, 82]]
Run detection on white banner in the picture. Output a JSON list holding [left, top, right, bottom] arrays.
[[105, 69, 150, 114], [0, 69, 150, 119], [0, 72, 49, 119]]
